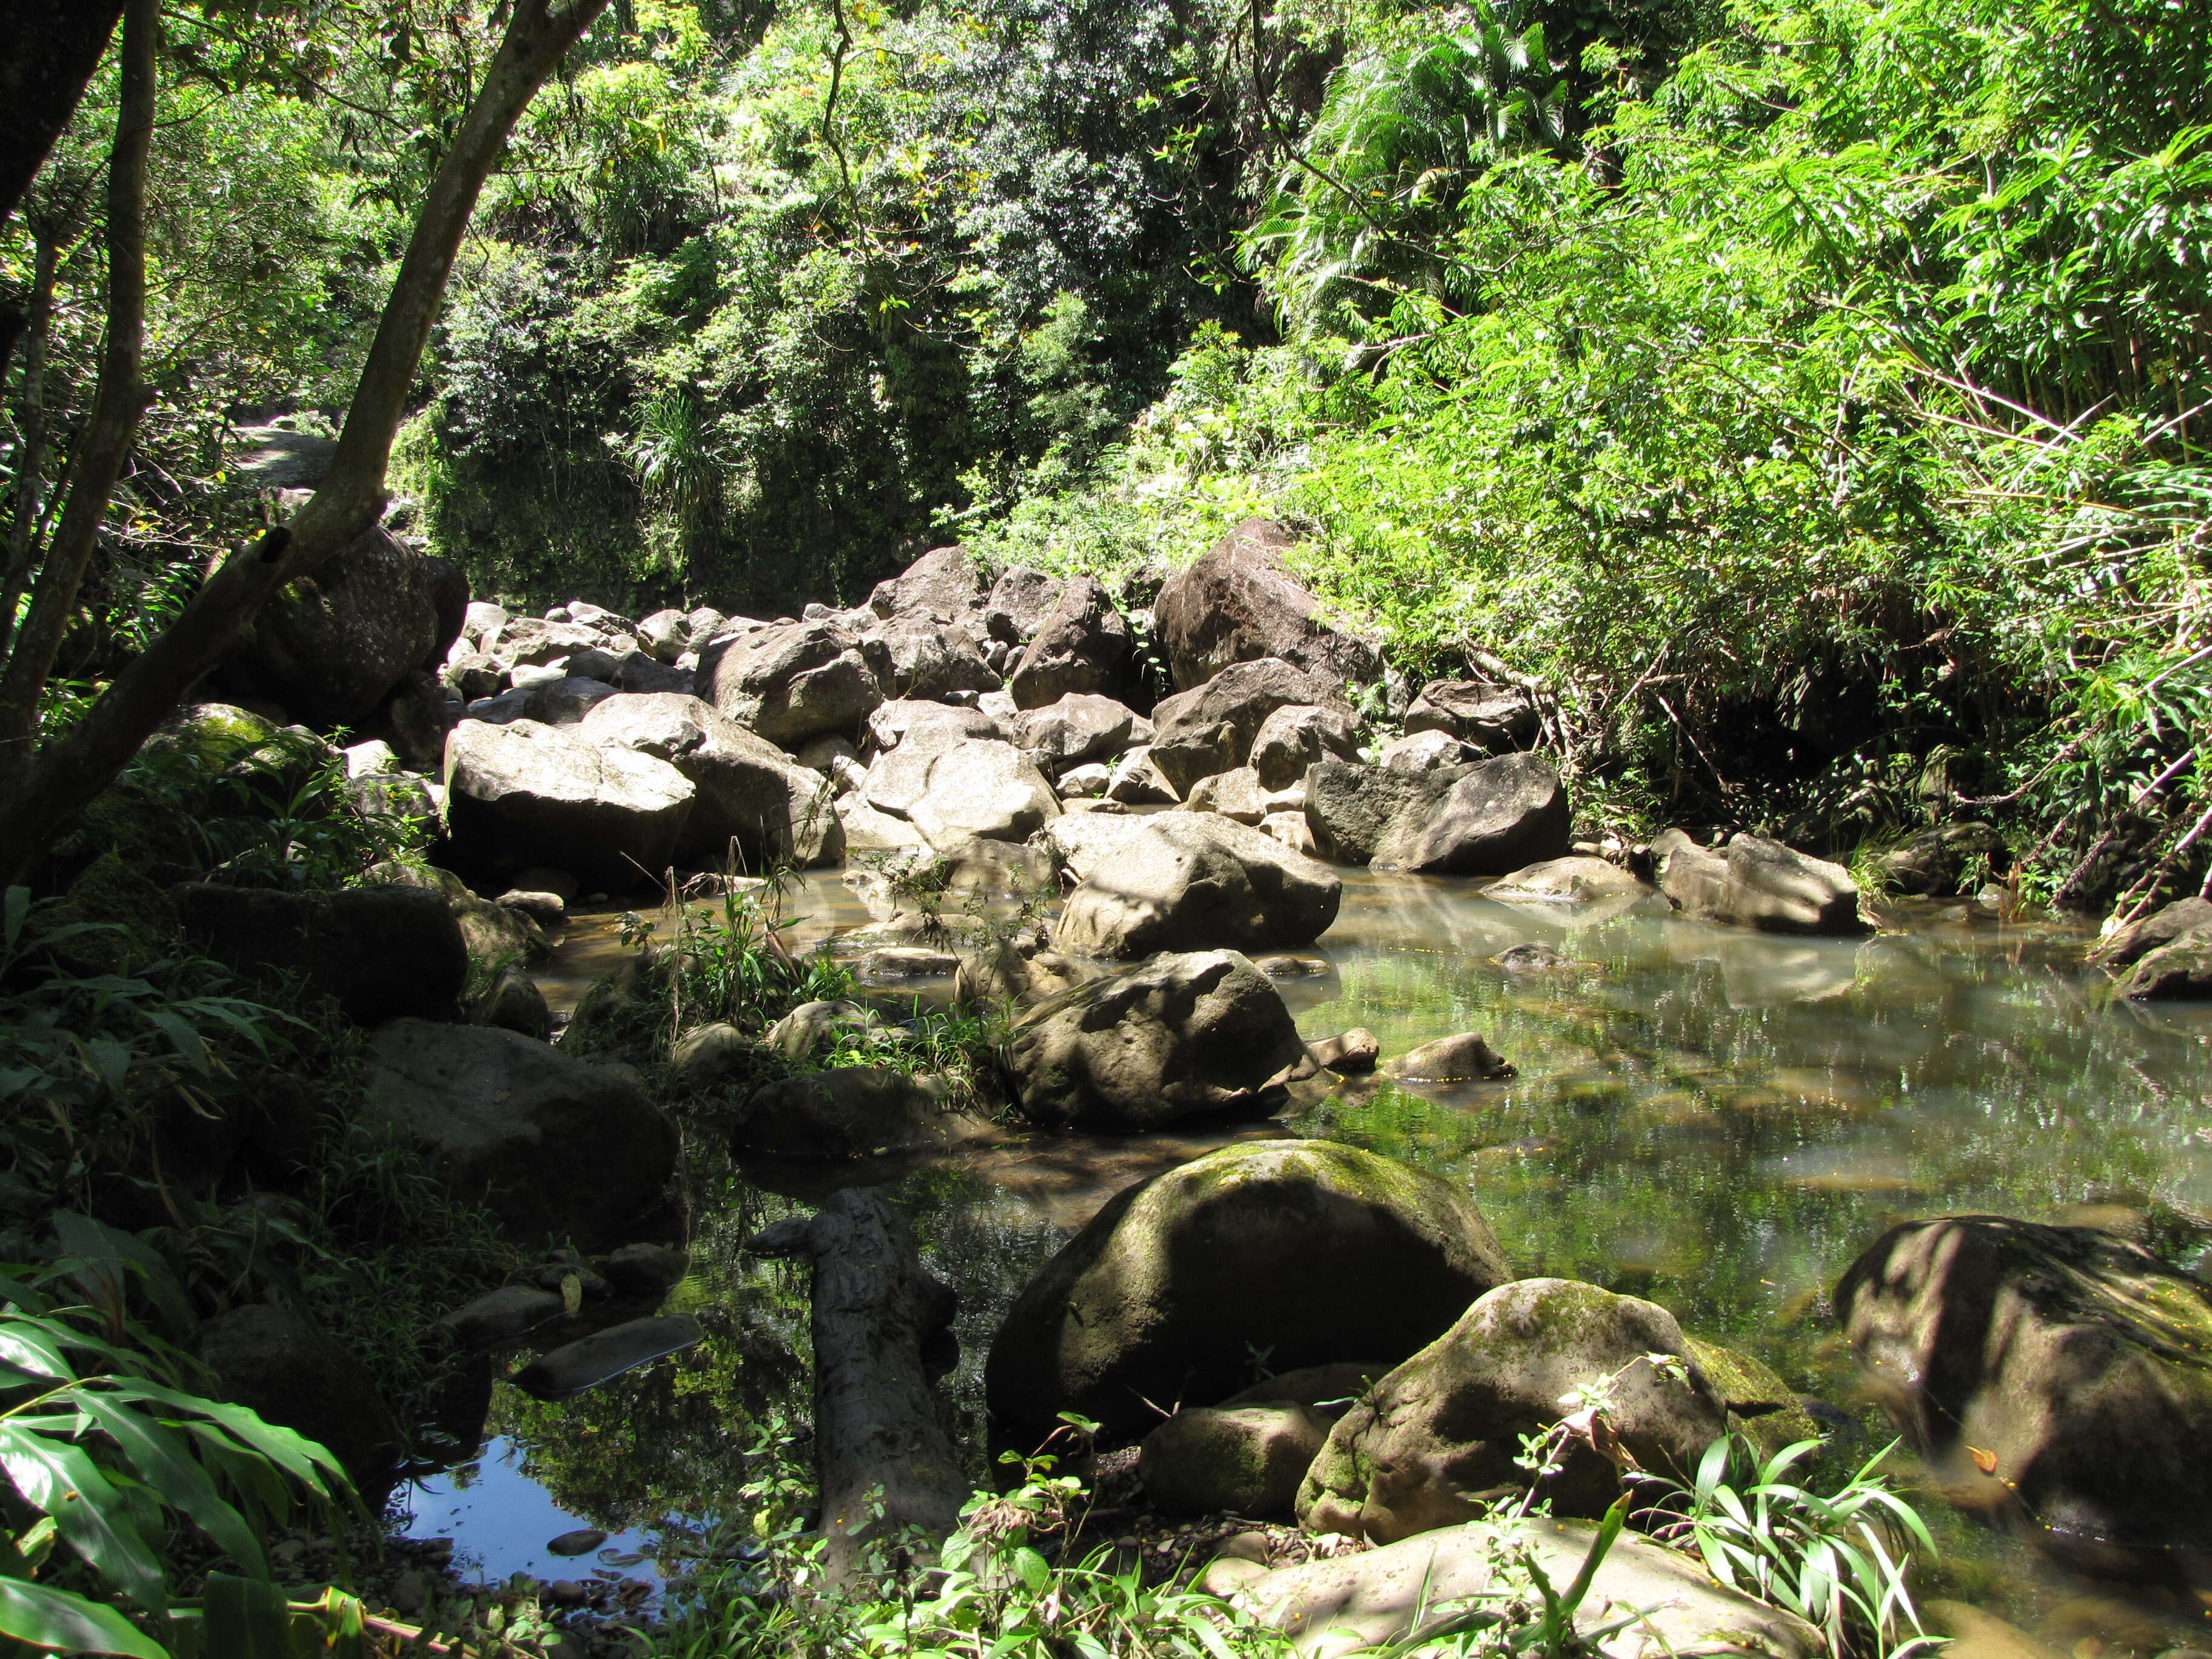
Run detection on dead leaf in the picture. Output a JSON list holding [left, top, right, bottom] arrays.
[[1969, 1445, 1999, 1475]]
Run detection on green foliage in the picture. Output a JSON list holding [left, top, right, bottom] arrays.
[[1647, 1435, 1937, 1659]]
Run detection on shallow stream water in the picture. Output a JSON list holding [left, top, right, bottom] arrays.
[[408, 865, 2212, 1641]]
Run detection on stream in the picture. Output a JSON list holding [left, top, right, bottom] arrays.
[[403, 865, 2212, 1640]]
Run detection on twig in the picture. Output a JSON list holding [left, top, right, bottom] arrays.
[[2113, 799, 2212, 930]]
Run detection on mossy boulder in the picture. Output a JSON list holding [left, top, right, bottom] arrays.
[[985, 1139, 1512, 1458], [1836, 1214, 2212, 1577], [1297, 1278, 1730, 1543], [1683, 1337, 1825, 1463], [1140, 1403, 1331, 1517]]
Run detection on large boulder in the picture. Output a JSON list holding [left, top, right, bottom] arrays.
[[1140, 1404, 1331, 1518], [1657, 832, 1867, 935], [1401, 680, 1541, 753], [697, 620, 883, 743], [907, 739, 1061, 848], [462, 674, 618, 728], [1304, 754, 1569, 874], [1011, 693, 1141, 776], [2119, 930, 2212, 999], [1008, 576, 1131, 708], [1149, 659, 1349, 797], [1005, 950, 1308, 1130], [1298, 1278, 1731, 1541], [859, 617, 999, 701], [1151, 520, 1381, 693], [1876, 821, 2007, 897], [360, 861, 550, 977], [173, 883, 467, 1025], [2091, 895, 2212, 970], [580, 693, 840, 869], [860, 703, 1007, 819], [984, 566, 1060, 643], [867, 544, 991, 622], [444, 719, 694, 888], [1241, 1517, 1821, 1659], [1250, 703, 1364, 789], [1836, 1214, 2212, 1575], [1051, 813, 1341, 959], [734, 1068, 993, 1159], [198, 1305, 404, 1498], [986, 1139, 1513, 1454], [228, 528, 467, 726], [1484, 856, 1651, 906], [363, 1019, 677, 1250]]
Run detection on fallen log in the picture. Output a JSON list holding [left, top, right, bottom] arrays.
[[751, 1188, 967, 1583]]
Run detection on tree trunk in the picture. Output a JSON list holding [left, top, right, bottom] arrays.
[[0, 0, 155, 748], [1, 233, 64, 654], [0, 0, 612, 884], [0, 1, 127, 233], [784, 1188, 968, 1585]]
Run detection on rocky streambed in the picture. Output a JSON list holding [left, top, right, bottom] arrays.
[[395, 869, 2212, 1652]]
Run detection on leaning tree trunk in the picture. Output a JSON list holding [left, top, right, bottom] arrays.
[[0, 1, 127, 234], [0, 0, 612, 884], [756, 1188, 969, 1585]]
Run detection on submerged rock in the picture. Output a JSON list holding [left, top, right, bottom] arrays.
[[1307, 1029, 1381, 1074], [1298, 1278, 1729, 1541], [1485, 856, 1650, 905], [1003, 950, 1308, 1131], [509, 1314, 705, 1400], [1050, 813, 1341, 959], [1382, 1032, 1515, 1082], [985, 1138, 1512, 1454], [1836, 1213, 2212, 1576]]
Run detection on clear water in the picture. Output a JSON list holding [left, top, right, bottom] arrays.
[[432, 865, 2212, 1640]]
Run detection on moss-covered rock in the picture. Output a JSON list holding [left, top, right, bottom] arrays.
[[1139, 1403, 1330, 1517], [1836, 1214, 2212, 1577], [984, 1139, 1512, 1459], [1297, 1278, 1730, 1543], [1683, 1337, 1825, 1463]]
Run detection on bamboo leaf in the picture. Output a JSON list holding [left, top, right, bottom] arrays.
[[0, 1424, 168, 1612], [0, 1575, 169, 1658]]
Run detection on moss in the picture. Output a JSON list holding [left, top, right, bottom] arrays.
[[38, 851, 183, 975], [1686, 1336, 1826, 1463]]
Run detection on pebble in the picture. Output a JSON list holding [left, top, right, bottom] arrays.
[[548, 1527, 609, 1557], [545, 1580, 589, 1607]]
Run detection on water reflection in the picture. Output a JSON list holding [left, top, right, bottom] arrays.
[[451, 864, 2212, 1632]]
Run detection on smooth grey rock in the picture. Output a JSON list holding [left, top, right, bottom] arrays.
[[1051, 813, 1339, 959], [444, 719, 694, 888], [440, 1285, 564, 1347], [510, 1315, 705, 1400], [1141, 1404, 1330, 1518], [1004, 949, 1309, 1130], [1658, 832, 1868, 935], [547, 1529, 608, 1558], [762, 999, 886, 1060], [908, 739, 1061, 848], [1151, 520, 1381, 693], [1150, 658, 1350, 796], [736, 1068, 993, 1159], [697, 620, 882, 744], [1484, 856, 1649, 905], [1381, 1031, 1515, 1082], [1008, 576, 1131, 708], [1372, 751, 1570, 874]]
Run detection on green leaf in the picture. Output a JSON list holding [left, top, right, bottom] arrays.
[[201, 1573, 296, 1659], [71, 1395, 269, 1580], [0, 1424, 167, 1612], [0, 1575, 168, 1657], [0, 1323, 77, 1382]]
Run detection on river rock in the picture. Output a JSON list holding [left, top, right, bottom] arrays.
[[174, 883, 468, 1025], [363, 1019, 677, 1248], [1107, 744, 1179, 803], [1302, 759, 1450, 865], [1241, 1515, 1821, 1659], [836, 793, 930, 853], [1308, 1029, 1381, 1074], [697, 620, 882, 743], [1004, 949, 1306, 1130], [605, 1241, 688, 1296], [1008, 575, 1132, 708], [1376, 751, 1570, 873], [1298, 1278, 1730, 1541], [868, 544, 991, 622], [985, 566, 1060, 642], [1249, 703, 1365, 789], [1484, 856, 1650, 905], [860, 703, 1005, 819], [227, 528, 468, 726], [439, 1285, 565, 1347], [1042, 808, 1155, 880], [1836, 1213, 2212, 1575], [986, 1139, 1513, 1454], [2119, 929, 2212, 999], [1381, 1032, 1514, 1082], [509, 1314, 705, 1401], [860, 617, 999, 701], [1051, 813, 1341, 958], [1185, 765, 1304, 825], [580, 692, 839, 868], [1011, 692, 1139, 774], [470, 964, 551, 1040], [954, 934, 1090, 1008], [762, 999, 885, 1059], [908, 739, 1061, 848], [1260, 809, 1317, 855], [1877, 821, 2008, 897], [735, 1068, 993, 1159], [637, 609, 691, 663], [443, 652, 507, 702], [1658, 831, 1868, 935], [445, 719, 694, 888], [463, 674, 619, 727], [1682, 1337, 1825, 1461], [1149, 658, 1349, 796], [2091, 896, 2212, 968], [1220, 1362, 1387, 1413], [486, 615, 606, 666], [1401, 679, 1542, 753], [1377, 730, 1470, 773], [548, 1528, 608, 1558], [1141, 1404, 1332, 1517], [463, 600, 508, 645], [1151, 520, 1381, 693], [360, 861, 551, 974], [199, 1303, 404, 1495]]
